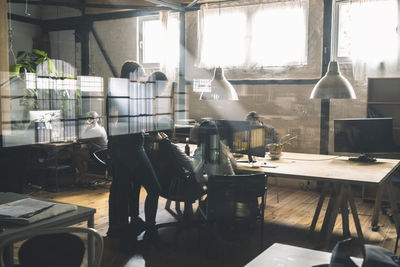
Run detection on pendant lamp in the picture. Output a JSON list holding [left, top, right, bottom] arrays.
[[310, 0, 356, 155], [310, 61, 356, 99], [200, 67, 239, 100]]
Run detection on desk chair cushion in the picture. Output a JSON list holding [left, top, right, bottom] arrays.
[[18, 232, 85, 267]]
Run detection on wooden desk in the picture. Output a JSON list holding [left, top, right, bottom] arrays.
[[237, 152, 400, 244], [245, 243, 363, 267], [0, 192, 96, 267]]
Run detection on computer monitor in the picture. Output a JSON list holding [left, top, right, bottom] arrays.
[[334, 118, 394, 162], [29, 110, 62, 124], [215, 120, 265, 158]]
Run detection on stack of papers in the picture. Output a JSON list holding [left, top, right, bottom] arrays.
[[0, 198, 77, 225]]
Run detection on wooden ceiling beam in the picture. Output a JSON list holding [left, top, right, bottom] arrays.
[[40, 8, 169, 31], [84, 3, 155, 9], [8, 0, 82, 9], [186, 0, 199, 8], [8, 0, 161, 11], [7, 13, 41, 25], [144, 0, 184, 11]]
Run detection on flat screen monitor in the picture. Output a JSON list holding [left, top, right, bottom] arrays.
[[29, 110, 62, 123], [215, 120, 265, 158], [334, 118, 394, 161]]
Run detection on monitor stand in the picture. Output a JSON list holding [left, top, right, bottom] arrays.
[[348, 154, 376, 163], [248, 154, 256, 163]]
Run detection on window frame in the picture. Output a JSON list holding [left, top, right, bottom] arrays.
[[334, 0, 352, 63], [138, 15, 161, 69]]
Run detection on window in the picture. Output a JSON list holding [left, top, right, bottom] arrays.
[[200, 7, 247, 67], [139, 14, 180, 68], [198, 1, 308, 68], [335, 0, 398, 80], [336, 0, 398, 62]]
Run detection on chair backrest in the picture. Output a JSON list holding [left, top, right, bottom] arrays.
[[149, 140, 205, 202], [207, 172, 266, 241], [0, 227, 103, 267]]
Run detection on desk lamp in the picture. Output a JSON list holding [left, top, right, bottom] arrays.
[[310, 1, 356, 154]]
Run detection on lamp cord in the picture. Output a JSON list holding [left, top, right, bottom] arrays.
[[25, 0, 31, 16]]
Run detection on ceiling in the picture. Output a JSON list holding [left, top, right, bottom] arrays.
[[9, 0, 224, 14]]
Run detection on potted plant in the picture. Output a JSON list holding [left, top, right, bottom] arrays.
[[267, 134, 297, 160]]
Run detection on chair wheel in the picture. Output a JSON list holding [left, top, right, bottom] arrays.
[[372, 225, 380, 232]]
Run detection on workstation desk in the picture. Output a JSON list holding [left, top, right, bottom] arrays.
[[0, 192, 96, 267], [237, 152, 400, 245]]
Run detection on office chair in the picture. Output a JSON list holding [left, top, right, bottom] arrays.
[[89, 148, 112, 187], [148, 142, 206, 244], [198, 172, 267, 249], [379, 170, 400, 227], [0, 227, 103, 267]]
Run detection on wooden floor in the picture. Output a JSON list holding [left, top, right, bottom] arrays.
[[27, 182, 399, 267]]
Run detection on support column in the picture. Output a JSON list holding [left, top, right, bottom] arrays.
[[320, 99, 330, 155], [178, 11, 185, 120], [78, 21, 91, 75], [0, 0, 11, 142], [319, 0, 333, 155]]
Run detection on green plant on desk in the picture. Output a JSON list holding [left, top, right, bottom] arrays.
[[267, 134, 297, 160]]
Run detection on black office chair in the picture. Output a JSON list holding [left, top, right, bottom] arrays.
[[199, 172, 267, 249], [148, 141, 206, 244], [380, 170, 400, 227], [0, 227, 103, 267], [89, 148, 112, 187]]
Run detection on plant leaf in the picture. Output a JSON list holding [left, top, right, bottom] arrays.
[[47, 58, 58, 76], [33, 49, 47, 57]]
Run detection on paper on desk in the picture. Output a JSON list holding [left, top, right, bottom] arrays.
[[0, 198, 54, 218], [0, 198, 77, 225], [237, 162, 262, 168], [237, 162, 278, 168]]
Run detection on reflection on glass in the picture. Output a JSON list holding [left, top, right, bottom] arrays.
[[2, 69, 183, 146]]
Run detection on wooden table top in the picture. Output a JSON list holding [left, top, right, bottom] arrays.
[[236, 152, 400, 185], [245, 243, 363, 267], [0, 192, 96, 240]]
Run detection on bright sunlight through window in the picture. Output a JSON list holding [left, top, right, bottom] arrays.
[[199, 1, 308, 68], [142, 19, 162, 64], [252, 5, 307, 66], [337, 0, 398, 63], [201, 8, 247, 67], [141, 16, 180, 67]]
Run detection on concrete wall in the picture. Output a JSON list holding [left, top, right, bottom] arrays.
[[41, 6, 139, 77], [91, 18, 139, 77]]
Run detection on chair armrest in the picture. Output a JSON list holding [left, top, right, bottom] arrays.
[[92, 149, 108, 166]]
